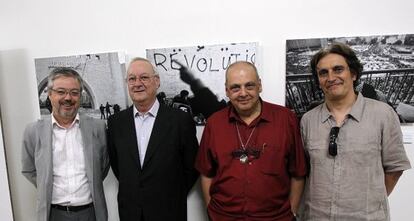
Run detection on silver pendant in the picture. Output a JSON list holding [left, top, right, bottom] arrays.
[[240, 154, 248, 164]]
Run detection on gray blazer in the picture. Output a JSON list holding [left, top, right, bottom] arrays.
[[21, 115, 109, 221]]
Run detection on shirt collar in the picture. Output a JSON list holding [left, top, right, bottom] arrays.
[[133, 99, 160, 118], [320, 92, 364, 123], [228, 98, 271, 126], [51, 113, 80, 129], [320, 102, 331, 123], [347, 92, 364, 122]]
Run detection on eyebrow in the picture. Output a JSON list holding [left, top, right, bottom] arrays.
[[229, 81, 257, 88], [127, 72, 152, 76], [54, 87, 80, 90], [317, 64, 346, 70]]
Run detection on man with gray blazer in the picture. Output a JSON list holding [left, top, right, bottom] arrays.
[[22, 67, 109, 221]]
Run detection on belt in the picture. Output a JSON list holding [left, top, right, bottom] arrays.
[[51, 203, 93, 212]]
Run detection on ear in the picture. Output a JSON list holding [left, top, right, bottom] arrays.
[[258, 78, 262, 93], [155, 75, 161, 88], [225, 83, 230, 98], [79, 91, 83, 103], [352, 73, 357, 81]]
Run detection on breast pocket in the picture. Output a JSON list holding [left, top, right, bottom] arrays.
[[305, 140, 334, 189], [345, 141, 381, 168], [306, 140, 328, 165], [257, 145, 290, 192], [259, 145, 283, 176]]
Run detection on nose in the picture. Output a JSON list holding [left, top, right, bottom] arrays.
[[135, 77, 146, 85], [63, 92, 73, 99], [239, 86, 248, 96], [327, 70, 336, 82], [129, 79, 144, 88]]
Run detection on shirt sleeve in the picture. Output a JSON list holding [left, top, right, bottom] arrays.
[[381, 106, 411, 172], [195, 121, 217, 177], [287, 111, 308, 177]]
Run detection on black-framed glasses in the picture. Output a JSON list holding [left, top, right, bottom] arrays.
[[329, 127, 340, 156]]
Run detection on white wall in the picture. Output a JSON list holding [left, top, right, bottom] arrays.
[[1, 0, 413, 220], [0, 115, 13, 221]]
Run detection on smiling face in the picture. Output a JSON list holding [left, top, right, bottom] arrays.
[[127, 59, 160, 111], [225, 62, 262, 117], [316, 53, 357, 102], [48, 75, 81, 123]]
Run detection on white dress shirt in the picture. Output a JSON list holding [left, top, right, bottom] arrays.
[[133, 100, 160, 167], [51, 114, 92, 206]]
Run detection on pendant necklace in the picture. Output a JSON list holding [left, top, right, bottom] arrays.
[[236, 122, 257, 164]]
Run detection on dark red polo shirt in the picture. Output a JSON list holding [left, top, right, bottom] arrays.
[[195, 100, 307, 221]]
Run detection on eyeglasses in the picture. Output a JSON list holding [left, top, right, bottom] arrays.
[[126, 74, 156, 84], [50, 88, 81, 97], [329, 126, 340, 156]]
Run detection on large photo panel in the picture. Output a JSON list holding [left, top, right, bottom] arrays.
[[286, 34, 414, 123], [34, 52, 128, 120], [147, 42, 258, 125]]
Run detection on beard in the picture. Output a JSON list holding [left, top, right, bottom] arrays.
[[57, 100, 79, 118]]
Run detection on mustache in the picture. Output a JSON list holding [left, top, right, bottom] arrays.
[[236, 97, 250, 101], [60, 100, 75, 106], [327, 80, 343, 86], [131, 85, 146, 91]]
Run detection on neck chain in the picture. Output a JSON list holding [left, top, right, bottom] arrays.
[[235, 121, 257, 150]]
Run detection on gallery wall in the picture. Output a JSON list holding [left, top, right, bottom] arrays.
[[0, 0, 413, 220], [0, 112, 13, 220]]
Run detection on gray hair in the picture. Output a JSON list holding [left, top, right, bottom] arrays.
[[47, 67, 84, 93], [127, 57, 158, 76]]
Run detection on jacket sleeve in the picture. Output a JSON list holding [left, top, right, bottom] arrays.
[[107, 116, 119, 179], [100, 120, 110, 180], [21, 123, 37, 187]]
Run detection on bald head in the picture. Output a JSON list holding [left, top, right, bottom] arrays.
[[225, 61, 259, 86], [225, 61, 262, 118]]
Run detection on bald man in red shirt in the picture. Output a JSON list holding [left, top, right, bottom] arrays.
[[195, 61, 307, 221]]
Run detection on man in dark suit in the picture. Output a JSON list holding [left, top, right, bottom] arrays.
[[107, 57, 199, 221]]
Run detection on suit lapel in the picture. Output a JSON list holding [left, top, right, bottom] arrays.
[[125, 106, 142, 170], [143, 104, 170, 168], [79, 115, 94, 187], [39, 118, 53, 207]]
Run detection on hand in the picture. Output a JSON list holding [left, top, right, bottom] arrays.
[[172, 59, 196, 84]]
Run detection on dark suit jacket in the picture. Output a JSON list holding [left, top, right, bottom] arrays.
[[107, 104, 199, 221]]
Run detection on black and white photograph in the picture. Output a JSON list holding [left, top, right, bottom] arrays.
[[286, 34, 414, 123], [34, 52, 128, 120], [146, 42, 258, 125]]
